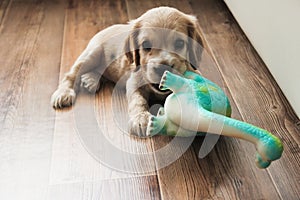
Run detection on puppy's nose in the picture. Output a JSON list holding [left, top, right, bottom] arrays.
[[154, 64, 173, 77]]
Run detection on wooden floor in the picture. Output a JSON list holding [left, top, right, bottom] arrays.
[[0, 0, 299, 199]]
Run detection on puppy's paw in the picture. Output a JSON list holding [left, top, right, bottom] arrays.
[[81, 72, 101, 93], [51, 87, 76, 109], [128, 112, 151, 138]]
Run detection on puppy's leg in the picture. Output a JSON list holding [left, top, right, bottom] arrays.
[[126, 75, 151, 137], [51, 45, 104, 109], [127, 89, 150, 137], [81, 71, 102, 93]]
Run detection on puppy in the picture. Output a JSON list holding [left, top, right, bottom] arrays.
[[51, 6, 203, 137]]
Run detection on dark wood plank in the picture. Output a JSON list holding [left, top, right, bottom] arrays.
[[195, 52, 282, 200], [190, 0, 300, 199], [152, 136, 215, 199], [50, 0, 160, 198], [48, 175, 161, 200], [0, 0, 65, 199], [195, 39, 282, 200], [126, 0, 192, 19], [126, 0, 284, 199]]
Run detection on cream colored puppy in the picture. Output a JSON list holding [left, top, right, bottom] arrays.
[[51, 7, 203, 137]]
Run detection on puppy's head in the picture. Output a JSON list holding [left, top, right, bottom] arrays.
[[125, 7, 203, 93]]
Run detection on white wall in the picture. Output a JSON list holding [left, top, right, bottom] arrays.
[[224, 0, 300, 117]]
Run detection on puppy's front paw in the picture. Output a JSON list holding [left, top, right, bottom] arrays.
[[51, 87, 76, 109], [128, 112, 151, 137], [81, 72, 101, 93]]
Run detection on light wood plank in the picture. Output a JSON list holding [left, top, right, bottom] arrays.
[[48, 175, 161, 200], [0, 0, 65, 199], [50, 0, 159, 198], [95, 84, 157, 172], [190, 0, 300, 199]]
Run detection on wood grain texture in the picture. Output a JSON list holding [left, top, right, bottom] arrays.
[[0, 0, 65, 199], [95, 84, 157, 173], [194, 33, 282, 200], [190, 0, 300, 199]]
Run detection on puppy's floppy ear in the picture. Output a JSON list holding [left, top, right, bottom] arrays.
[[124, 21, 141, 71], [186, 15, 204, 70], [124, 36, 134, 64]]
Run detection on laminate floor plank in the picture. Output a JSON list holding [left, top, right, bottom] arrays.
[[190, 0, 300, 199], [0, 0, 65, 199]]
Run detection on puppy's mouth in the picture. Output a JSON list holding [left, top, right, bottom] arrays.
[[152, 83, 162, 91], [150, 83, 171, 95], [146, 65, 180, 95]]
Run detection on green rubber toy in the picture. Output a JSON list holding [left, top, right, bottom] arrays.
[[147, 70, 283, 168]]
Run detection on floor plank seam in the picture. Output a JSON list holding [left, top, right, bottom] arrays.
[[57, 7, 69, 81], [266, 168, 284, 200], [48, 174, 159, 186]]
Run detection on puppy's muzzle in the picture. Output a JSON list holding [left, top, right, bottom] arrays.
[[154, 64, 174, 78]]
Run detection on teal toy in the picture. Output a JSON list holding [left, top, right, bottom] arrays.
[[147, 70, 283, 168]]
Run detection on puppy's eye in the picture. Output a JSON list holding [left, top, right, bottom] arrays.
[[174, 39, 185, 50], [142, 40, 152, 52]]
